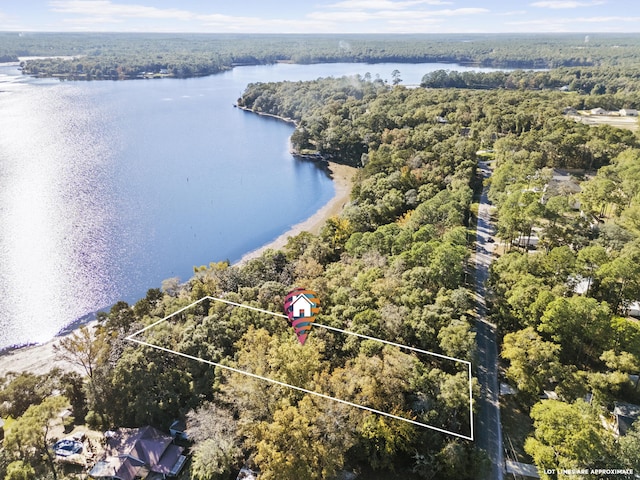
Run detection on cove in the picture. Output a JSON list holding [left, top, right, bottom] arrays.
[[0, 61, 507, 350]]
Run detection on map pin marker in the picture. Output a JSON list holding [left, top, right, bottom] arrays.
[[284, 287, 320, 345]]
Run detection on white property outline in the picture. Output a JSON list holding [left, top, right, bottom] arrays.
[[126, 296, 474, 441]]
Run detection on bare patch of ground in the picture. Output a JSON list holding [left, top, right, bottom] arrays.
[[569, 112, 638, 132]]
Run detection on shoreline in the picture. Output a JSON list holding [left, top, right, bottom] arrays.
[[237, 161, 356, 265], [236, 104, 298, 126], [0, 161, 356, 377], [0, 321, 99, 378]]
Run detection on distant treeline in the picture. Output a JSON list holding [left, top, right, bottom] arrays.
[[3, 32, 640, 80], [421, 66, 640, 97]]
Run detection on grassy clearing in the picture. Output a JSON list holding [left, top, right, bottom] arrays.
[[571, 112, 638, 132]]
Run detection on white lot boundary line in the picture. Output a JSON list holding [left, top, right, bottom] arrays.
[[126, 295, 474, 441]]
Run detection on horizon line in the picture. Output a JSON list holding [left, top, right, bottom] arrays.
[[2, 30, 640, 35]]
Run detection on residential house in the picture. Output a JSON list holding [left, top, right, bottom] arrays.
[[542, 171, 582, 210], [620, 108, 639, 117], [89, 426, 186, 480], [590, 107, 608, 115], [613, 402, 640, 436]]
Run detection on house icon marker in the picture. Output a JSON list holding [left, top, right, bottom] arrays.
[[291, 293, 314, 318], [283, 288, 321, 345]]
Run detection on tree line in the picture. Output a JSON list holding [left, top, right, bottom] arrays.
[[3, 32, 640, 80], [421, 67, 640, 102]]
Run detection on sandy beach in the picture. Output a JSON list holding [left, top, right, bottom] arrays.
[[0, 336, 88, 378], [0, 162, 356, 377]]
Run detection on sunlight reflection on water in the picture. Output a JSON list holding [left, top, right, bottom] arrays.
[[0, 66, 335, 349], [0, 79, 117, 346]]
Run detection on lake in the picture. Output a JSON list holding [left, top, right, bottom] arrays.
[[0, 61, 504, 350]]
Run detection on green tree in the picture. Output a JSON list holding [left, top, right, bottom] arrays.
[[576, 245, 608, 296], [4, 461, 35, 480], [502, 327, 561, 404], [4, 396, 68, 480], [538, 296, 612, 365], [597, 249, 640, 313], [191, 439, 239, 480], [105, 300, 136, 332], [618, 420, 640, 473], [53, 325, 107, 380], [437, 318, 475, 362], [391, 69, 402, 85], [525, 400, 614, 479], [356, 413, 416, 471], [250, 396, 350, 480], [0, 373, 52, 419]]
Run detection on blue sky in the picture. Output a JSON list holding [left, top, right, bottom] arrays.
[[1, 0, 639, 33]]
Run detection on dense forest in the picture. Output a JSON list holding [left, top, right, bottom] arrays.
[[235, 72, 640, 478], [2, 34, 640, 479], [3, 32, 640, 80]]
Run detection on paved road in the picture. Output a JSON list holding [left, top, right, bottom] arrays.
[[474, 161, 504, 480]]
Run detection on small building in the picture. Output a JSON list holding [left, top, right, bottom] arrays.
[[620, 108, 638, 117], [613, 402, 640, 436], [542, 171, 582, 210], [563, 106, 578, 115], [628, 301, 640, 318], [169, 420, 188, 441], [513, 235, 539, 249], [590, 107, 608, 115]]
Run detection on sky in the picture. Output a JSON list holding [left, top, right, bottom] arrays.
[[0, 0, 639, 34]]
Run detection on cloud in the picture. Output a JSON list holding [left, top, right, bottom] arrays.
[[509, 14, 640, 25], [47, 1, 333, 32], [576, 15, 640, 22], [506, 14, 640, 32], [49, 0, 195, 20], [530, 1, 606, 8], [309, 7, 487, 22], [325, 0, 453, 9], [498, 10, 528, 16]]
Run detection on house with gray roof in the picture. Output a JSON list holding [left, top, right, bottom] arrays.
[[89, 426, 186, 480]]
